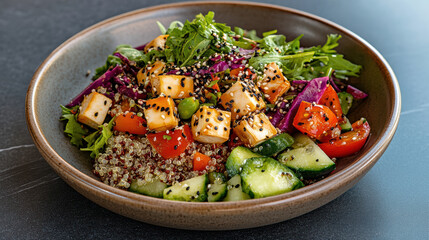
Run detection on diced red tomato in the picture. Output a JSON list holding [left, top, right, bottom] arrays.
[[193, 152, 212, 171], [228, 131, 245, 149], [147, 125, 194, 159], [318, 85, 344, 122], [229, 67, 257, 80], [293, 101, 339, 139], [114, 112, 147, 135], [318, 119, 370, 158]]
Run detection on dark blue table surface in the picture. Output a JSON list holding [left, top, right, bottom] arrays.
[[1, 0, 428, 239]]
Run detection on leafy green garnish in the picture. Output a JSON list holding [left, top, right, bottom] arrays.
[[249, 33, 361, 80], [80, 117, 115, 158], [163, 135, 172, 140], [60, 105, 88, 147], [163, 11, 236, 67], [207, 79, 219, 88]]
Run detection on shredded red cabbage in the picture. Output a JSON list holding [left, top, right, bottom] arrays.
[[65, 65, 123, 107], [346, 85, 368, 99]]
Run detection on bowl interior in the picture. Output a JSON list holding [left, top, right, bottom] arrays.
[[28, 2, 399, 217]]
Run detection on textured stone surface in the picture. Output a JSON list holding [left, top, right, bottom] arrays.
[[1, 0, 428, 239]]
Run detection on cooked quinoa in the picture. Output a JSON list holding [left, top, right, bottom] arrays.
[[93, 131, 229, 189]]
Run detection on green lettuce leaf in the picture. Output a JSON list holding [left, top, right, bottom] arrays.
[[80, 117, 115, 158], [60, 105, 88, 147]]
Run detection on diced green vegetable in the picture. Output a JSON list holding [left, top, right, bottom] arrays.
[[208, 172, 226, 184], [129, 178, 167, 198], [240, 157, 304, 198], [163, 174, 208, 202], [207, 182, 227, 202], [178, 97, 200, 120], [252, 133, 294, 156], [338, 91, 354, 114], [278, 134, 335, 179], [340, 116, 352, 132], [223, 175, 250, 201], [226, 146, 262, 177]]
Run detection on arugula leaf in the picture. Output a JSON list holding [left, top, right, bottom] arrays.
[[262, 29, 277, 37], [164, 11, 236, 67], [60, 105, 88, 147], [80, 117, 115, 158], [250, 51, 315, 79]]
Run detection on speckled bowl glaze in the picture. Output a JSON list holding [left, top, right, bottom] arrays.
[[26, 1, 400, 230]]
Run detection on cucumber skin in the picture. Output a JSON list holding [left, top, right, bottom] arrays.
[[129, 179, 167, 198], [207, 183, 227, 202], [252, 133, 294, 156], [226, 146, 262, 177], [223, 175, 251, 201], [278, 134, 336, 179], [163, 175, 208, 202], [240, 157, 304, 198]]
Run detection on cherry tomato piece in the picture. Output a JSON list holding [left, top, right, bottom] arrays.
[[318, 85, 344, 122], [318, 119, 370, 158], [147, 125, 194, 159], [293, 101, 339, 139]]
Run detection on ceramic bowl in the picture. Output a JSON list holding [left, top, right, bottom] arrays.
[[26, 1, 400, 230]]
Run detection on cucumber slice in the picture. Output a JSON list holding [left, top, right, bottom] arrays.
[[278, 133, 335, 179], [129, 178, 167, 198], [207, 182, 227, 202], [252, 133, 294, 156], [223, 175, 251, 201], [338, 92, 353, 115], [226, 146, 262, 177], [208, 172, 227, 184], [163, 174, 208, 202], [240, 157, 304, 198], [340, 116, 352, 132]]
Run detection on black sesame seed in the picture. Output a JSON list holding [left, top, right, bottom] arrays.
[[174, 145, 178, 150], [94, 112, 98, 117], [235, 184, 240, 188], [212, 192, 218, 195], [224, 127, 227, 131], [261, 169, 265, 172], [297, 122, 304, 126], [166, 190, 172, 195], [186, 186, 190, 191], [104, 100, 107, 105], [205, 118, 209, 122], [217, 116, 224, 121]]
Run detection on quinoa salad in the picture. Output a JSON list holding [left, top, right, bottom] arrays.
[[60, 12, 370, 202]]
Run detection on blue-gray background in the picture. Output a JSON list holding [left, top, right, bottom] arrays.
[[1, 0, 428, 239]]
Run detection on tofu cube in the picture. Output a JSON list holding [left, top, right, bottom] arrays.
[[220, 80, 265, 119], [151, 75, 194, 99], [137, 60, 166, 87], [144, 34, 169, 53], [233, 112, 277, 147], [260, 62, 290, 104], [191, 106, 231, 144], [77, 92, 112, 129], [143, 96, 178, 131]]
